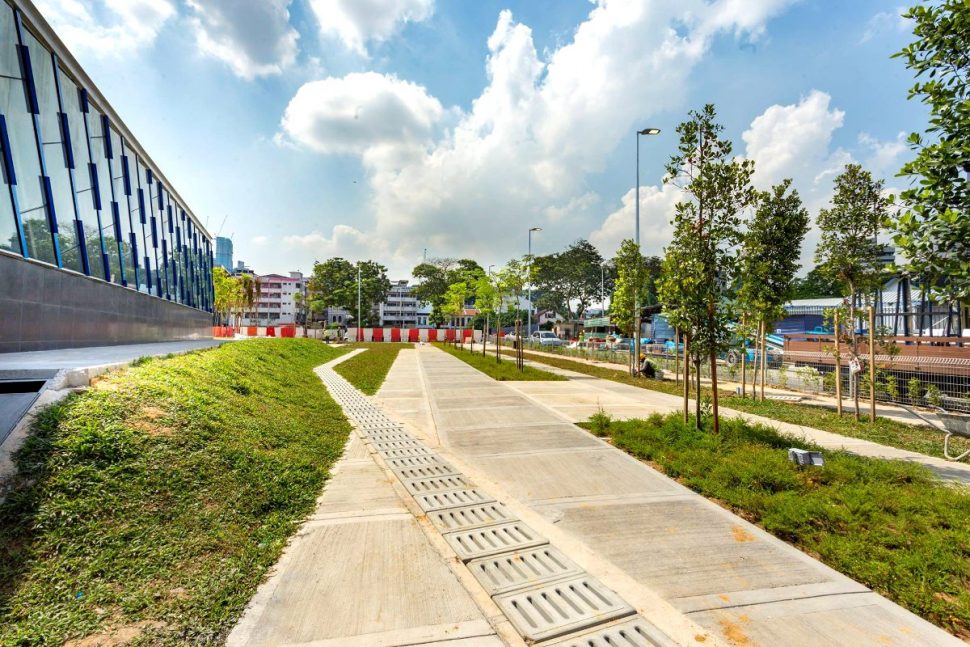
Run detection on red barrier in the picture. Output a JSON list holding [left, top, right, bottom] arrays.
[[371, 328, 383, 342], [266, 326, 276, 337], [247, 326, 257, 337], [444, 329, 456, 341], [428, 329, 438, 342], [391, 328, 401, 342], [462, 328, 472, 339], [281, 325, 296, 338], [409, 328, 420, 342]]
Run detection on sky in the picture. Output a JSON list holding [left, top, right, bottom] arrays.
[[35, 0, 925, 279]]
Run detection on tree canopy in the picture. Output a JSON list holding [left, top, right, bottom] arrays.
[[411, 258, 483, 326], [890, 0, 969, 306], [532, 239, 606, 320], [307, 257, 390, 326]]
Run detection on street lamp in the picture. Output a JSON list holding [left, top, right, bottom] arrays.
[[527, 227, 542, 340], [634, 127, 660, 375]]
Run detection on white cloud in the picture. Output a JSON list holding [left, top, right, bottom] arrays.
[[589, 184, 681, 258], [186, 0, 299, 79], [858, 131, 908, 180], [251, 235, 269, 246], [282, 0, 796, 276], [861, 7, 909, 43], [279, 72, 444, 158], [310, 0, 434, 55], [33, 0, 175, 56], [282, 225, 399, 267]]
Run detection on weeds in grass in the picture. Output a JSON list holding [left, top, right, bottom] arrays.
[[0, 339, 350, 645], [581, 412, 970, 638], [588, 406, 613, 437]]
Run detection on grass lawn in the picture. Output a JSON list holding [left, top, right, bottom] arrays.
[[582, 411, 970, 639], [0, 339, 351, 645], [333, 342, 414, 394], [436, 343, 566, 381], [511, 349, 969, 459]]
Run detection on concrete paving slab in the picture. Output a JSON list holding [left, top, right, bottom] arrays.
[[311, 456, 404, 516], [435, 405, 564, 431], [0, 339, 226, 370], [444, 423, 603, 456], [473, 449, 681, 502], [278, 621, 502, 646]]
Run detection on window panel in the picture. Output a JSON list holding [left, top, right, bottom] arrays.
[[108, 126, 135, 285], [23, 29, 80, 272], [134, 157, 158, 296], [0, 114, 18, 254], [58, 71, 106, 280], [0, 7, 54, 263], [87, 105, 121, 283]]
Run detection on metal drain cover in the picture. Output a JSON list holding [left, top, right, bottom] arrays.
[[539, 616, 678, 647], [385, 455, 451, 470], [442, 521, 547, 562], [393, 463, 459, 481], [372, 439, 426, 451], [467, 545, 583, 596], [402, 474, 472, 495], [413, 488, 494, 512], [362, 431, 413, 444], [494, 576, 634, 642], [427, 502, 514, 533], [378, 446, 435, 459]]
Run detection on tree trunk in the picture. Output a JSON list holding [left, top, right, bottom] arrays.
[[759, 320, 767, 401], [683, 334, 690, 424], [709, 348, 719, 434], [834, 310, 843, 416], [740, 317, 746, 398], [674, 329, 680, 386], [850, 287, 860, 420], [694, 355, 702, 428]]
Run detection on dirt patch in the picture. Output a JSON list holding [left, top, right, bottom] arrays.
[[64, 620, 168, 647], [129, 406, 175, 437]]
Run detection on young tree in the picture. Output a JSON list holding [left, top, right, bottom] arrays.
[[474, 272, 501, 358], [890, 0, 969, 329], [738, 180, 810, 399], [660, 104, 755, 433], [412, 258, 483, 327], [815, 163, 891, 419], [496, 258, 528, 321], [443, 281, 471, 328], [610, 240, 659, 336], [212, 266, 240, 326]]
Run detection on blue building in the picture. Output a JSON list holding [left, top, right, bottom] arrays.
[[215, 237, 233, 272], [0, 0, 213, 351]]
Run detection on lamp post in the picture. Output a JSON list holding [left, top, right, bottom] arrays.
[[634, 128, 661, 375], [357, 262, 362, 342], [527, 227, 541, 342]]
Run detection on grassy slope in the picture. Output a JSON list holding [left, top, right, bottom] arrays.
[[333, 343, 414, 394], [513, 349, 969, 459], [0, 339, 350, 645], [584, 412, 970, 639], [435, 343, 566, 381]]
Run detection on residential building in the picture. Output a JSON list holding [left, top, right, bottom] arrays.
[[0, 0, 213, 351], [241, 272, 305, 325], [379, 280, 428, 328], [214, 237, 233, 271]]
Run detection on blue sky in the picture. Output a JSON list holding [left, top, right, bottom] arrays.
[[36, 0, 923, 278]]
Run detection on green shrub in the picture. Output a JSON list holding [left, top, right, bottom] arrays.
[[588, 408, 613, 437], [908, 377, 924, 402], [925, 384, 943, 408]]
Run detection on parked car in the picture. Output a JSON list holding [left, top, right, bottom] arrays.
[[530, 331, 567, 347]]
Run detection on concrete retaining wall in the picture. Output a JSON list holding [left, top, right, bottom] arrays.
[[0, 252, 211, 353]]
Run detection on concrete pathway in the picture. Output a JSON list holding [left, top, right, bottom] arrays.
[[227, 350, 507, 647], [375, 345, 964, 647], [0, 339, 226, 372], [505, 356, 970, 485]]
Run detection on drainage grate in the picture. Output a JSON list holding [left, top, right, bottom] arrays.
[[540, 616, 679, 647], [494, 576, 635, 643], [372, 439, 426, 451], [393, 463, 458, 481], [362, 431, 413, 444], [413, 488, 494, 512], [467, 545, 583, 596], [376, 445, 434, 459], [385, 455, 452, 470], [427, 501, 514, 533], [442, 522, 547, 562], [403, 474, 472, 495]]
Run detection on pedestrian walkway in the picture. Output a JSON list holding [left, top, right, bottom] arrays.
[[375, 345, 963, 647], [227, 350, 507, 647], [505, 356, 970, 485]]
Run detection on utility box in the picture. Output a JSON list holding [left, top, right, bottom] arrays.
[[788, 448, 824, 467]]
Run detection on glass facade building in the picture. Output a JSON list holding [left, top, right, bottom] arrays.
[[0, 0, 213, 317], [215, 236, 233, 271]]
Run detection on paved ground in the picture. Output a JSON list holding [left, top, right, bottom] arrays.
[[0, 339, 226, 371], [227, 350, 510, 647], [501, 354, 970, 485], [373, 346, 964, 647]]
